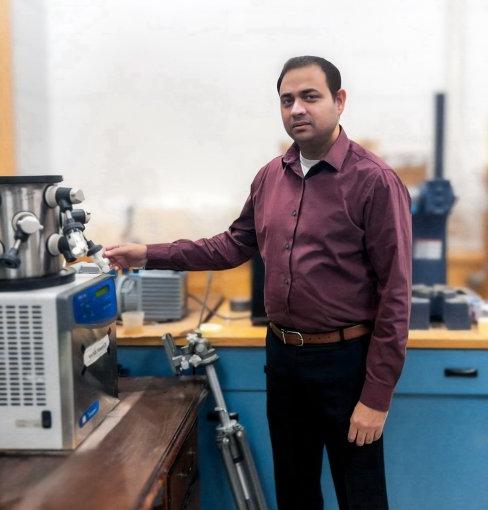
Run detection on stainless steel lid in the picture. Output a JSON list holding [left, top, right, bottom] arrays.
[[0, 175, 63, 184]]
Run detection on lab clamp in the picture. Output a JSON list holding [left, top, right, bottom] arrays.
[[164, 331, 268, 510]]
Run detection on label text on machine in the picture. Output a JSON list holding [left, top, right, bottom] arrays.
[[83, 335, 110, 367]]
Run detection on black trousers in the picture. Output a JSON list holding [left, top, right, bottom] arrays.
[[265, 327, 389, 510]]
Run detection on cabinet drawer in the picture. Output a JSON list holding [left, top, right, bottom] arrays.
[[167, 425, 198, 509], [397, 350, 488, 395]]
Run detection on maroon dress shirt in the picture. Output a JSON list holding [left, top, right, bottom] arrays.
[[147, 127, 412, 411]]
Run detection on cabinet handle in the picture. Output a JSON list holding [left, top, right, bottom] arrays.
[[444, 368, 478, 378]]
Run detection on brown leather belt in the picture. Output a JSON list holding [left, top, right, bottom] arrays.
[[270, 322, 371, 346]]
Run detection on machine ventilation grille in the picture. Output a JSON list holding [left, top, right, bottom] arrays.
[[0, 304, 47, 407], [141, 277, 186, 320]]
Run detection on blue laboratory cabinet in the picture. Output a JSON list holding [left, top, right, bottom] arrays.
[[118, 345, 488, 510]]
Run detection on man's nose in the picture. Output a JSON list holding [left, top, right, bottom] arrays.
[[291, 99, 306, 116]]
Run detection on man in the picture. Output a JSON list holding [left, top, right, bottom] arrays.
[[105, 56, 412, 510]]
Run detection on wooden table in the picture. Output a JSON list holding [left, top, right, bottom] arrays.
[[118, 300, 488, 349], [0, 377, 207, 510]]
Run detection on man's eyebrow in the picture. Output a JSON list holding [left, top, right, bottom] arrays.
[[280, 88, 321, 99], [300, 88, 320, 95]]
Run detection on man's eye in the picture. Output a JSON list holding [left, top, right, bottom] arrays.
[[305, 95, 318, 101], [282, 99, 293, 107]]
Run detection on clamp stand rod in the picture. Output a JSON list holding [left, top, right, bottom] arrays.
[[163, 332, 268, 510]]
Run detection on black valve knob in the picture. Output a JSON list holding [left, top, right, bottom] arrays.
[[71, 209, 91, 224], [1, 248, 21, 269], [86, 239, 102, 256], [62, 217, 85, 236], [58, 236, 76, 263]]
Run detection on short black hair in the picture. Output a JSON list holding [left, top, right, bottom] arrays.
[[277, 56, 341, 97]]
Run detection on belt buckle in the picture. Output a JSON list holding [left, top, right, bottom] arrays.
[[287, 330, 304, 347], [280, 328, 287, 345]]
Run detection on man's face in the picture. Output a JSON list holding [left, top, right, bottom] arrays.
[[279, 64, 345, 147]]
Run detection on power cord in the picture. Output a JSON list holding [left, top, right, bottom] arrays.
[[189, 294, 251, 321]]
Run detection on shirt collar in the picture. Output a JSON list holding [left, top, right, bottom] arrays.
[[282, 126, 350, 172]]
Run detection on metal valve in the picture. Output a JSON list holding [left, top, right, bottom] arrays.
[[0, 212, 44, 269], [47, 233, 62, 256], [43, 185, 109, 272], [46, 233, 77, 262], [44, 185, 85, 210], [14, 213, 44, 235], [47, 232, 110, 273]]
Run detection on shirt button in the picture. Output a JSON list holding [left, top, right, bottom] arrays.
[[284, 243, 290, 250], [291, 210, 297, 217], [284, 278, 289, 285]]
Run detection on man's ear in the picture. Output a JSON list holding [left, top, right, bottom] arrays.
[[335, 89, 346, 114]]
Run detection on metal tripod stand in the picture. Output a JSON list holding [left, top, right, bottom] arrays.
[[163, 331, 269, 510]]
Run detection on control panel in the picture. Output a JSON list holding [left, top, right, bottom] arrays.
[[73, 276, 117, 325]]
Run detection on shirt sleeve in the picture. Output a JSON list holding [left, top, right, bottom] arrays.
[[145, 178, 260, 271], [360, 169, 412, 412]]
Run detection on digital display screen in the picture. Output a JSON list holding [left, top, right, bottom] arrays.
[[95, 285, 109, 298]]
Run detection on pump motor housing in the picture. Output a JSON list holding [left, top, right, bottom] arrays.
[[117, 270, 187, 322]]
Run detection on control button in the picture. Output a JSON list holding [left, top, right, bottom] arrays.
[[291, 210, 297, 217], [41, 410, 52, 429]]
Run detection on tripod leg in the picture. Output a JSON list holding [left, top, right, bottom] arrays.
[[236, 428, 269, 510], [205, 359, 268, 509], [218, 435, 249, 510]]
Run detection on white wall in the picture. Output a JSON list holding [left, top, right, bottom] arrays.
[[11, 0, 488, 249], [10, 0, 49, 174], [445, 0, 488, 250]]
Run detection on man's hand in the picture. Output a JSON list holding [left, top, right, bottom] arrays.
[[347, 401, 388, 447], [103, 243, 148, 270]]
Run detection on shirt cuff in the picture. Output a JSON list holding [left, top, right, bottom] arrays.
[[359, 378, 394, 412], [145, 243, 174, 269]]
